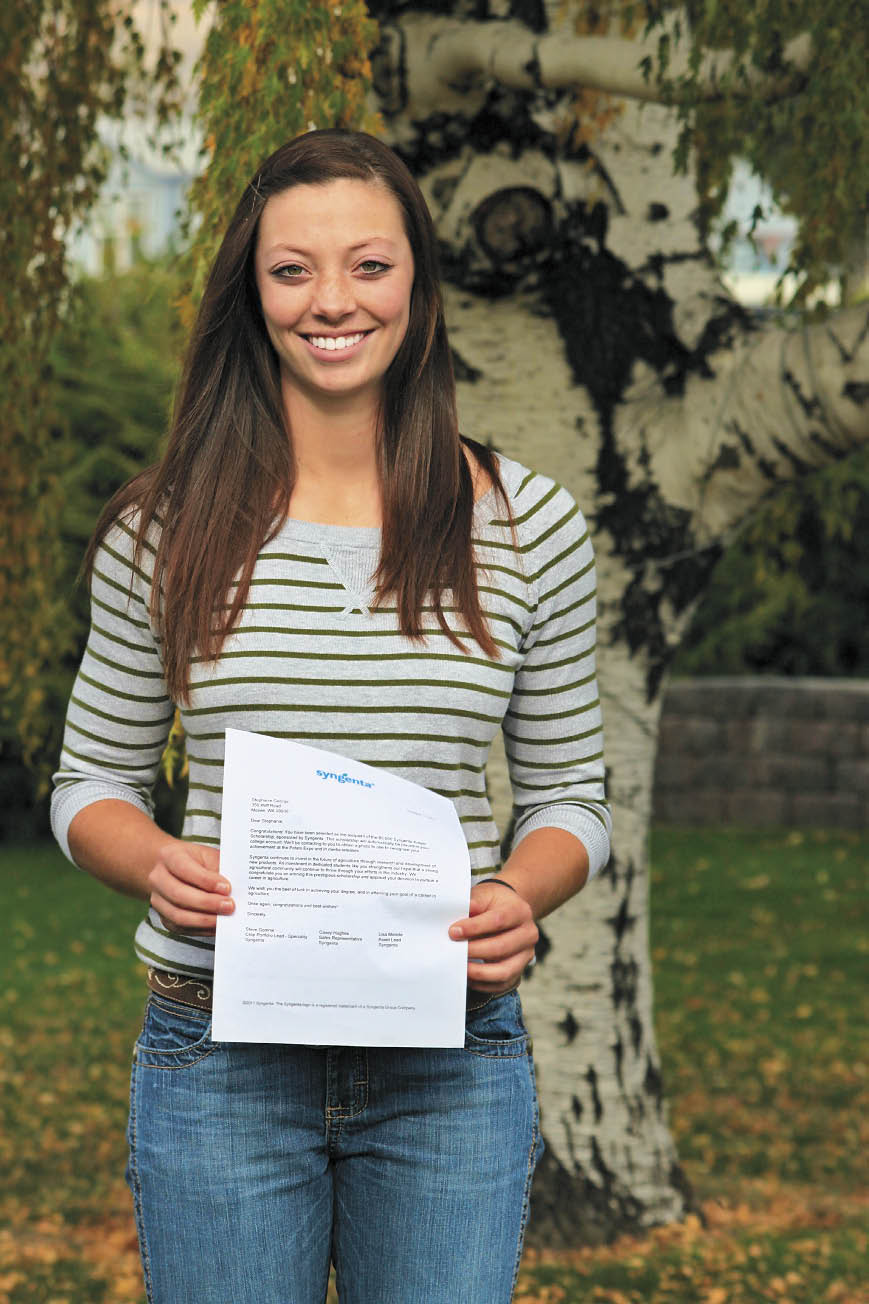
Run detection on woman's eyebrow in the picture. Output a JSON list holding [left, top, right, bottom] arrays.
[[262, 237, 400, 259]]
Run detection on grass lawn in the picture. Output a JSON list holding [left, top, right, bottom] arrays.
[[0, 828, 866, 1303]]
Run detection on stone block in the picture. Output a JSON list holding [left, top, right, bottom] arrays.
[[752, 685, 818, 719], [724, 720, 754, 754], [663, 679, 744, 720], [741, 753, 829, 791], [811, 681, 869, 720], [747, 716, 793, 752], [679, 718, 721, 755], [790, 791, 866, 828], [742, 756, 773, 787], [653, 754, 701, 790], [725, 788, 788, 826], [654, 788, 727, 825], [833, 758, 869, 794], [767, 754, 832, 791], [655, 716, 685, 755], [787, 720, 859, 757]]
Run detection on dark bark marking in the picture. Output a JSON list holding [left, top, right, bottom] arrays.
[[572, 1093, 583, 1121], [508, 0, 547, 33], [630, 1012, 643, 1055], [610, 955, 639, 1010], [783, 366, 822, 420], [613, 1031, 624, 1088], [622, 854, 636, 896], [586, 1064, 603, 1123], [558, 1008, 580, 1043], [720, 419, 772, 490], [528, 1148, 652, 1247], [844, 381, 869, 405], [370, 21, 407, 116], [643, 1054, 664, 1107], [533, 921, 551, 967], [808, 428, 841, 459], [431, 171, 462, 212], [669, 1161, 702, 1222], [703, 442, 741, 475], [606, 895, 637, 945], [729, 418, 757, 459], [771, 435, 811, 475], [398, 86, 555, 179], [367, 0, 470, 14], [647, 202, 669, 222], [590, 1135, 638, 1206], [639, 249, 713, 279], [585, 200, 609, 250], [538, 235, 739, 699], [825, 312, 869, 367], [450, 346, 482, 382]]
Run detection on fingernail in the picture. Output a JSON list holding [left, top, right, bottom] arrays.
[[216, 879, 230, 893], [449, 925, 463, 939], [219, 899, 234, 913]]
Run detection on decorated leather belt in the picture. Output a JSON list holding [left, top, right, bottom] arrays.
[[147, 966, 213, 1011], [146, 966, 505, 1014]]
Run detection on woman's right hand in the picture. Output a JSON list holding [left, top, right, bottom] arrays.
[[147, 840, 235, 932]]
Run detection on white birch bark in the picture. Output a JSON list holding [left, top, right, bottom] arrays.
[[369, 0, 869, 1242]]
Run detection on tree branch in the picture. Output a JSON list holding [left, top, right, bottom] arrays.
[[400, 15, 811, 113], [667, 306, 869, 541]]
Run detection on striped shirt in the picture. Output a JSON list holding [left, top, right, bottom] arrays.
[[51, 455, 611, 979]]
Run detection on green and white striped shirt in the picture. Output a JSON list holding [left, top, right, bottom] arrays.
[[52, 455, 611, 979]]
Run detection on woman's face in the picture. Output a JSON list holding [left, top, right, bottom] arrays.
[[254, 178, 415, 406]]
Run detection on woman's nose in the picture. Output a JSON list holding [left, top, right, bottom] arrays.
[[311, 271, 356, 319]]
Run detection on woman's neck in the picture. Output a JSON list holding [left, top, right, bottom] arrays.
[[283, 382, 382, 527]]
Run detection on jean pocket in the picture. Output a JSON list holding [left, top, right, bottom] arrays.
[[134, 994, 218, 1070], [464, 989, 530, 1058]]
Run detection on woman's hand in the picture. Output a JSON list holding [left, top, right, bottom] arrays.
[[449, 880, 538, 994], [147, 840, 235, 933]]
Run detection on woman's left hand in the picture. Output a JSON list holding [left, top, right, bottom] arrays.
[[449, 880, 539, 994]]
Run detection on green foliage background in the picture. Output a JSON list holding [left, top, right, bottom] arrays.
[[649, 0, 869, 299], [0, 264, 182, 836], [0, 0, 182, 789], [675, 447, 869, 676]]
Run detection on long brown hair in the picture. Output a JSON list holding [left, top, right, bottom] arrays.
[[88, 129, 509, 701]]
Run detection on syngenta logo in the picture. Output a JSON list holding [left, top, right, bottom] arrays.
[[316, 769, 374, 788]]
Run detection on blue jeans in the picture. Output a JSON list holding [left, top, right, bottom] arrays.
[[126, 989, 542, 1303]]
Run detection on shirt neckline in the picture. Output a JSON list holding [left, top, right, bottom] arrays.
[[273, 457, 514, 548]]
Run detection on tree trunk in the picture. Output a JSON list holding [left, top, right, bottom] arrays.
[[368, 0, 869, 1243]]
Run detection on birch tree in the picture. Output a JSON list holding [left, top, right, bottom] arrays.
[[360, 0, 869, 1244]]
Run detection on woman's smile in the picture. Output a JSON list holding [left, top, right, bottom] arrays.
[[301, 329, 373, 356]]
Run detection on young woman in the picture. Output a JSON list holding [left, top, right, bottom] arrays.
[[52, 129, 611, 1304]]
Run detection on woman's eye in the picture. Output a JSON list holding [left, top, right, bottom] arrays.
[[274, 263, 306, 278], [359, 260, 390, 274]]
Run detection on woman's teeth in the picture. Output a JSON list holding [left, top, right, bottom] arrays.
[[308, 333, 366, 351]]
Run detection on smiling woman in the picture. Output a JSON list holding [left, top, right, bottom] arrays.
[[50, 128, 610, 1304]]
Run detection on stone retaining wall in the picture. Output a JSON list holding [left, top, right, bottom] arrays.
[[653, 677, 869, 827]]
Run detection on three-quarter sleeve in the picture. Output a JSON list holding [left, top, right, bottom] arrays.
[[50, 518, 174, 862], [503, 485, 611, 878]]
